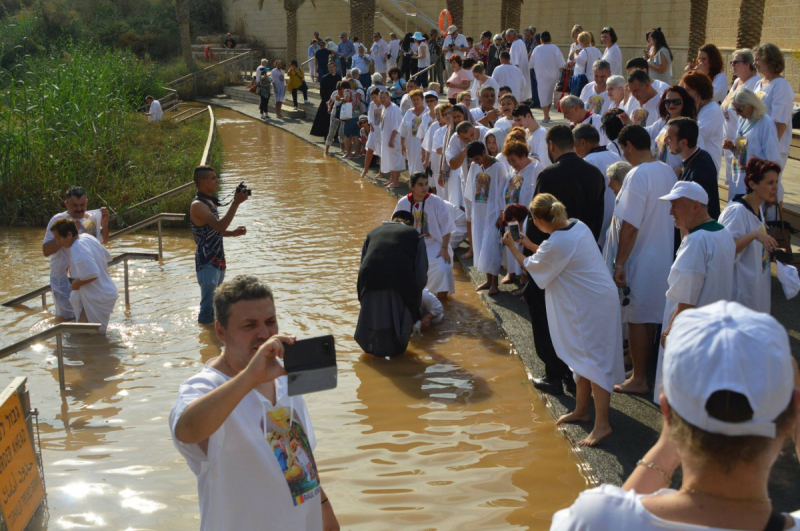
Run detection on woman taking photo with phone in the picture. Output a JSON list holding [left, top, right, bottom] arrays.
[[504, 193, 624, 447]]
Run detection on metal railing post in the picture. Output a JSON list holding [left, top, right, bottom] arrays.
[[157, 220, 163, 260], [41, 292, 46, 310], [124, 258, 130, 306], [56, 334, 65, 391]]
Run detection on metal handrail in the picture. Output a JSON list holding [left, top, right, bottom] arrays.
[[175, 107, 209, 124], [0, 323, 102, 391], [390, 0, 438, 29], [3, 252, 159, 310], [169, 50, 257, 89]]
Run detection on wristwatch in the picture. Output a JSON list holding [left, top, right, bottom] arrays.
[[613, 263, 624, 270]]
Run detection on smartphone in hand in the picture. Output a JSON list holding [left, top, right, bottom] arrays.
[[283, 335, 338, 396], [508, 221, 521, 241]]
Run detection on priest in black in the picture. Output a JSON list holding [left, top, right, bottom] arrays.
[[523, 125, 606, 395], [355, 211, 428, 357], [669, 117, 721, 219], [310, 61, 341, 137]]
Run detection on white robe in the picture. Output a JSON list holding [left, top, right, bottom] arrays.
[[445, 200, 468, 248], [728, 115, 782, 198], [380, 103, 405, 172], [471, 77, 500, 107], [613, 161, 676, 324], [394, 194, 457, 294], [366, 100, 383, 156], [627, 91, 663, 127], [754, 76, 793, 176], [602, 44, 623, 76], [524, 221, 625, 393], [400, 107, 427, 175], [420, 288, 444, 323], [721, 75, 762, 187], [371, 40, 389, 73], [579, 113, 609, 146], [422, 121, 443, 188], [503, 161, 542, 275], [648, 118, 684, 171], [510, 39, 532, 101], [653, 223, 735, 403], [584, 148, 622, 248], [574, 46, 602, 77], [433, 126, 449, 200], [580, 82, 612, 116], [531, 44, 565, 108], [719, 201, 771, 313], [697, 102, 725, 174], [465, 160, 508, 275], [527, 126, 551, 165], [491, 64, 525, 104], [68, 234, 118, 334]]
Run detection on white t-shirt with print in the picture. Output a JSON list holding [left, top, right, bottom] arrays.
[[170, 366, 322, 531]]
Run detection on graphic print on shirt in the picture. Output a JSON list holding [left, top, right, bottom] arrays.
[[756, 91, 766, 101], [411, 115, 423, 136], [587, 95, 604, 115], [655, 129, 669, 162], [412, 208, 430, 237], [733, 137, 748, 174], [631, 108, 649, 126], [373, 108, 381, 124], [505, 174, 524, 204], [759, 225, 769, 272], [265, 406, 321, 506], [475, 172, 491, 202]]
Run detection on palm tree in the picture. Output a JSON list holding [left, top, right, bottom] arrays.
[[501, 0, 522, 33], [351, 0, 375, 48], [447, 0, 463, 30], [687, 0, 708, 63], [256, 0, 309, 65], [736, 0, 765, 49], [175, 0, 195, 69]]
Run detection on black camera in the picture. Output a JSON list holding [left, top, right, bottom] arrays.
[[236, 181, 252, 196]]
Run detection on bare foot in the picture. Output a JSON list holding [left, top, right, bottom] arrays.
[[579, 425, 613, 447], [488, 286, 499, 295], [556, 411, 591, 425], [614, 378, 649, 395], [511, 288, 524, 297], [501, 274, 516, 284], [387, 183, 400, 189], [360, 172, 367, 178], [475, 280, 491, 291], [463, 249, 473, 259]]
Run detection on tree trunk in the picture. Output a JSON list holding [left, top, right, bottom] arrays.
[[175, 0, 195, 69], [736, 0, 765, 50], [351, 0, 375, 46], [501, 0, 522, 33], [285, 7, 298, 63], [687, 0, 708, 63], [447, 0, 463, 31]]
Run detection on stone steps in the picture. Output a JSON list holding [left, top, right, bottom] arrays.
[[222, 86, 311, 120]]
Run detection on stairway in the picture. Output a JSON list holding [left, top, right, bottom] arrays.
[[192, 34, 263, 63]]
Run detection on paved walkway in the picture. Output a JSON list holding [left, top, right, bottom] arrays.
[[199, 95, 800, 510]]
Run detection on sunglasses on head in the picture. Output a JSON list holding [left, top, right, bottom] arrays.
[[664, 98, 682, 106], [732, 105, 745, 114]]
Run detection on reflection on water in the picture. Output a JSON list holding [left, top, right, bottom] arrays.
[[0, 109, 586, 530]]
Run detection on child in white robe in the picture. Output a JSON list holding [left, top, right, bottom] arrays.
[[50, 218, 118, 334], [394, 173, 457, 300], [504, 194, 624, 447], [464, 141, 508, 294]]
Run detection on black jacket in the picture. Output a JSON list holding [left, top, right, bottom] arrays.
[[527, 152, 606, 246], [680, 148, 721, 219]]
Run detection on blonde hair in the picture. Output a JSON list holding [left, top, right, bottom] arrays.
[[457, 91, 471, 103], [732, 87, 768, 121], [571, 25, 583, 37], [507, 127, 527, 143], [427, 82, 441, 93], [578, 31, 592, 46], [529, 193, 568, 223]]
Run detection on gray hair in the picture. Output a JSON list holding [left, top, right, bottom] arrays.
[[606, 75, 626, 89], [606, 161, 632, 185], [65, 186, 87, 200], [593, 59, 611, 72], [505, 29, 517, 38], [493, 33, 503, 43], [213, 275, 274, 328], [732, 48, 756, 72], [732, 87, 768, 121], [350, 67, 361, 77], [371, 72, 383, 84], [573, 123, 600, 145], [528, 26, 537, 33], [559, 94, 583, 111], [261, 58, 268, 65]]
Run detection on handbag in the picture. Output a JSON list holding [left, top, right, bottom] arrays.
[[765, 205, 796, 264], [248, 83, 257, 94], [339, 101, 353, 121]]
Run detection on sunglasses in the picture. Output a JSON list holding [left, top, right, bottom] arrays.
[[602, 27, 612, 32], [620, 286, 631, 307], [664, 98, 683, 106], [732, 105, 745, 114], [729, 60, 745, 66]]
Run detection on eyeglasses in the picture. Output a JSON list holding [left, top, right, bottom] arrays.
[[664, 98, 683, 106], [732, 105, 745, 114], [729, 60, 745, 66]]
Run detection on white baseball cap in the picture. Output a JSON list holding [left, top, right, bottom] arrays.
[[424, 90, 438, 98], [658, 180, 708, 204], [663, 300, 794, 438], [448, 25, 458, 33]]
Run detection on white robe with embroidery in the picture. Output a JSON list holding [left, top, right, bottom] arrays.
[[465, 160, 508, 275]]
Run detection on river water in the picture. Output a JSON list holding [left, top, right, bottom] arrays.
[[0, 109, 587, 530]]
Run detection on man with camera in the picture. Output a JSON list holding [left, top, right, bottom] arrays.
[[190, 165, 248, 324], [170, 275, 340, 530]]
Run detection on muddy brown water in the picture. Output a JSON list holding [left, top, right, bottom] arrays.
[[0, 109, 587, 530]]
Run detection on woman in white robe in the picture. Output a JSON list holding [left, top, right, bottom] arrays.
[[530, 39, 566, 122], [504, 194, 624, 447], [399, 92, 427, 175], [379, 97, 406, 177], [720, 52, 761, 189], [464, 148, 508, 293], [501, 141, 542, 280], [719, 159, 781, 313], [721, 88, 782, 199], [50, 219, 118, 334], [394, 175, 457, 299]]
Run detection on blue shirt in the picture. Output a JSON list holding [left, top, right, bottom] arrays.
[[352, 54, 371, 73], [338, 39, 356, 59]]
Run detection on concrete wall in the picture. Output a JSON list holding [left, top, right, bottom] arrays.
[[220, 0, 799, 93]]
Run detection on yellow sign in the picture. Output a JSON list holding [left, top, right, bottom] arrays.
[[0, 392, 44, 531]]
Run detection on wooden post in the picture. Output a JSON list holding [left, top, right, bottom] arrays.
[[56, 334, 65, 391], [124, 259, 130, 307], [41, 292, 46, 310], [157, 219, 163, 260]]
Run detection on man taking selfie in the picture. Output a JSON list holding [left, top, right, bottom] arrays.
[[170, 275, 340, 531]]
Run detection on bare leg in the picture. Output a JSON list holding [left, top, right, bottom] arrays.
[[614, 323, 653, 394], [436, 291, 448, 301], [79, 309, 88, 324], [463, 221, 473, 258], [501, 273, 517, 284], [387, 171, 400, 188], [542, 104, 551, 121], [276, 101, 282, 118], [361, 149, 374, 177], [557, 377, 591, 424], [580, 382, 613, 446]]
